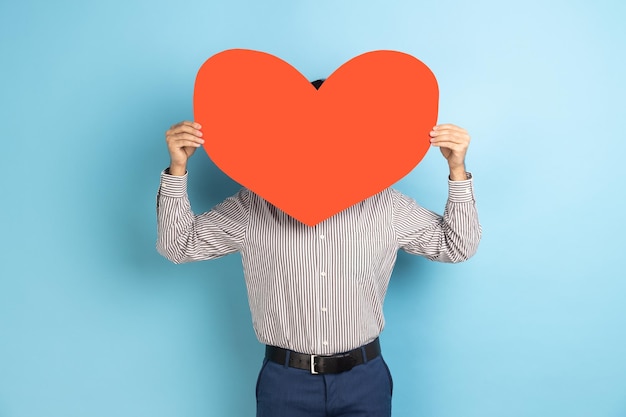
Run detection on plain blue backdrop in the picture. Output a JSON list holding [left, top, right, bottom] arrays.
[[1, 0, 625, 416]]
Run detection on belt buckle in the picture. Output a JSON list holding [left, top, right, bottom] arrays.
[[310, 354, 318, 375]]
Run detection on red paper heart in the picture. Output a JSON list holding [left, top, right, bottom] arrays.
[[194, 49, 438, 226]]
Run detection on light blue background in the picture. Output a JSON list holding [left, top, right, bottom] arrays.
[[1, 0, 625, 416]]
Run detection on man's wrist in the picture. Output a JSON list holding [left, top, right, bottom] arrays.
[[448, 165, 468, 181], [168, 163, 187, 176]]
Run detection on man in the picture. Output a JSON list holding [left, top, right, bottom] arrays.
[[156, 80, 481, 416]]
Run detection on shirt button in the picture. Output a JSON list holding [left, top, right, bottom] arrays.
[[320, 272, 327, 277], [321, 307, 327, 312], [319, 235, 325, 239], [322, 341, 328, 346]]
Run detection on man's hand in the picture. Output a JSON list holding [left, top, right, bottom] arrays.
[[165, 121, 204, 176], [429, 124, 470, 181]]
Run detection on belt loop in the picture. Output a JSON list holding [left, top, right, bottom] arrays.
[[361, 346, 368, 363], [284, 350, 291, 368]]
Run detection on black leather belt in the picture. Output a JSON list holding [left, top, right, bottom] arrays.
[[265, 338, 381, 374]]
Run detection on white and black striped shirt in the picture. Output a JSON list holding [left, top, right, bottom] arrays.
[[157, 172, 481, 355]]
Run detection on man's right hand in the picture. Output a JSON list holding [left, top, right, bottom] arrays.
[[165, 121, 204, 176]]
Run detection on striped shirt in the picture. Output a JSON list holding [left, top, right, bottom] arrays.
[[156, 171, 481, 355]]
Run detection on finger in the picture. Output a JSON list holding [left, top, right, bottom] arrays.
[[168, 130, 203, 142], [430, 133, 470, 147], [433, 124, 467, 134], [430, 128, 469, 138], [169, 132, 205, 145], [431, 129, 468, 141], [168, 123, 202, 135], [170, 132, 205, 142], [168, 124, 203, 137], [170, 121, 202, 130], [183, 121, 202, 129], [429, 135, 467, 146], [430, 134, 467, 145], [429, 141, 467, 152], [171, 139, 204, 148]]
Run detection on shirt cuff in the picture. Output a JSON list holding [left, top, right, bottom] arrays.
[[448, 172, 475, 203], [159, 169, 188, 198]]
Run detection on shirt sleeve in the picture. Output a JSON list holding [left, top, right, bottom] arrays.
[[392, 175, 482, 263], [156, 170, 250, 264]]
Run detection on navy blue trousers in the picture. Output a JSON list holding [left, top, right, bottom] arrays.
[[256, 354, 393, 417]]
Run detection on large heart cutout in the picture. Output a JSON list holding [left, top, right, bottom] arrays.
[[194, 49, 438, 226]]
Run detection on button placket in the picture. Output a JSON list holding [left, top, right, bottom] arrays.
[[318, 225, 330, 353]]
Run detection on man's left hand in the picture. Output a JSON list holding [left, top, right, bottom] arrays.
[[429, 124, 470, 181]]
